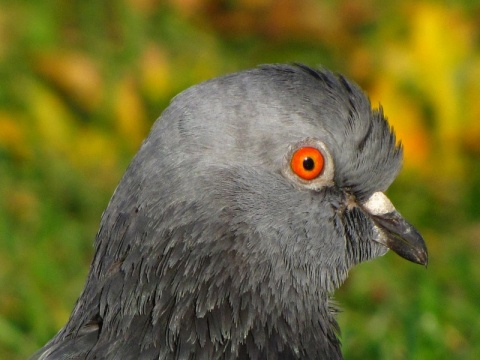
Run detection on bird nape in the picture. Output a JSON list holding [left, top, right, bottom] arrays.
[[31, 64, 428, 360]]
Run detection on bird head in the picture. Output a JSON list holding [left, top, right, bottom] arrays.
[[102, 64, 426, 291], [51, 64, 427, 359]]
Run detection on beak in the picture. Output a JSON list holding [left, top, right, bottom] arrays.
[[362, 192, 428, 266]]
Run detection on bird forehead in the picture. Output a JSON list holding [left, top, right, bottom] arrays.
[[154, 65, 401, 195], [171, 79, 341, 143]]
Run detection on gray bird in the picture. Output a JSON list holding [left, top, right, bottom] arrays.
[[32, 64, 428, 360]]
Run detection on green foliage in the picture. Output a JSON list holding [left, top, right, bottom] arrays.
[[0, 1, 479, 358]]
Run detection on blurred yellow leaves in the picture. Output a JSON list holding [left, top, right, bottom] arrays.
[[72, 128, 120, 188], [114, 75, 148, 150], [0, 113, 28, 159], [24, 77, 118, 186], [7, 44, 169, 186], [368, 3, 479, 184], [27, 79, 76, 157], [369, 80, 430, 172], [34, 51, 104, 112], [410, 4, 473, 177], [139, 44, 172, 104]]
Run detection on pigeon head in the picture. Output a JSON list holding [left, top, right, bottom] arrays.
[[33, 64, 427, 360]]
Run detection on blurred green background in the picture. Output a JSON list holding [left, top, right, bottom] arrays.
[[1, 0, 479, 359]]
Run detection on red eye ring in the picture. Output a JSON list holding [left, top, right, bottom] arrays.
[[290, 147, 325, 180]]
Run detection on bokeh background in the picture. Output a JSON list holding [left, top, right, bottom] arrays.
[[1, 0, 479, 359]]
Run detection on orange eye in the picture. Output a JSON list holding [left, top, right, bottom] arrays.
[[290, 147, 325, 180]]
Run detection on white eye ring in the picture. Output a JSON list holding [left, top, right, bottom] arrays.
[[282, 138, 335, 190]]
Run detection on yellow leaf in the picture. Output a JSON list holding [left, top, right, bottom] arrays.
[[139, 44, 172, 102], [0, 113, 30, 159], [27, 79, 77, 155], [369, 79, 430, 173], [72, 128, 120, 189], [34, 50, 104, 111], [113, 75, 148, 149]]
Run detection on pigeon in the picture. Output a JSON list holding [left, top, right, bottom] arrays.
[[32, 64, 428, 360]]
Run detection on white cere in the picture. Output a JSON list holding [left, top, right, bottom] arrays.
[[363, 191, 396, 215]]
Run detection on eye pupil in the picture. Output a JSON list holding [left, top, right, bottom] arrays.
[[303, 157, 315, 171]]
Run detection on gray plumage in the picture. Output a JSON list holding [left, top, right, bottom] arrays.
[[32, 64, 427, 360]]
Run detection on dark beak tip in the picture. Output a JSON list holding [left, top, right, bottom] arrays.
[[401, 232, 428, 267], [412, 249, 429, 267], [393, 244, 428, 267], [388, 232, 428, 267], [370, 211, 428, 268], [419, 249, 429, 268]]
